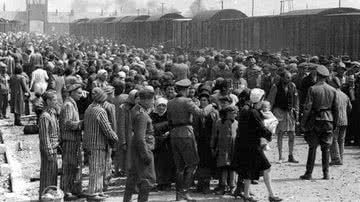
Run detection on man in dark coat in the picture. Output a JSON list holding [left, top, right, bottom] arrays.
[[123, 89, 156, 202], [167, 79, 214, 201], [300, 65, 339, 180]]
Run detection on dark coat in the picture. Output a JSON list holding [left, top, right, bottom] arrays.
[[233, 105, 272, 180], [9, 74, 29, 114]]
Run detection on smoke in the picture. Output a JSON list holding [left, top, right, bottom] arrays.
[[189, 0, 208, 16]]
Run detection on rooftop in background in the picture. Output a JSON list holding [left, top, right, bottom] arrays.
[[192, 9, 247, 22], [282, 7, 360, 16]]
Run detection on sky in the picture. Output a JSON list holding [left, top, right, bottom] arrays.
[[2, 0, 360, 16]]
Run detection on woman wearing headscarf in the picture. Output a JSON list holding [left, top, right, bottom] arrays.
[[38, 91, 59, 198], [233, 88, 282, 202], [150, 97, 175, 191]]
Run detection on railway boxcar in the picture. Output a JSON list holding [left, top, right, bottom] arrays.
[[218, 7, 360, 58], [190, 9, 247, 49], [122, 15, 150, 47], [103, 17, 117, 40], [172, 18, 191, 49], [143, 13, 184, 47]]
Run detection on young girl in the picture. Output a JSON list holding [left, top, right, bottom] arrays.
[[260, 101, 279, 151], [212, 105, 238, 195]]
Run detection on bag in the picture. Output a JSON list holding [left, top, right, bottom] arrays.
[[23, 124, 39, 135]]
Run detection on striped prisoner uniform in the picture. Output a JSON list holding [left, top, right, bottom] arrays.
[[84, 103, 118, 195], [102, 101, 117, 188], [59, 97, 83, 195], [39, 107, 59, 197]]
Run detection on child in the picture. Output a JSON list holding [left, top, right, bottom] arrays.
[[260, 101, 278, 151], [212, 105, 238, 195]]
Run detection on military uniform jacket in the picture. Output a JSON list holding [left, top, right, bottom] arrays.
[[131, 104, 155, 161], [301, 81, 339, 131], [167, 96, 212, 138]]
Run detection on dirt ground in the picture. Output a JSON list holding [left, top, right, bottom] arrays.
[[1, 115, 360, 202]]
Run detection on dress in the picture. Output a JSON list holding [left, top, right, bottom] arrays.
[[30, 68, 49, 94], [233, 106, 272, 180], [150, 112, 175, 186]]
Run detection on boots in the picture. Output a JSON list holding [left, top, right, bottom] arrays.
[[123, 188, 133, 202], [138, 187, 150, 202], [288, 155, 299, 163]]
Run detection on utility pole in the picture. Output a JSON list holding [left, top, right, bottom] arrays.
[[148, 8, 150, 15], [252, 0, 254, 16], [221, 0, 224, 10], [161, 2, 165, 14], [339, 0, 341, 8], [137, 8, 140, 16]]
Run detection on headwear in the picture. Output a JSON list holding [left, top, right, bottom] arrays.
[[175, 79, 191, 88], [316, 65, 330, 77], [102, 86, 114, 95], [97, 69, 107, 76], [65, 76, 82, 92], [332, 77, 341, 89], [250, 88, 265, 103], [92, 87, 108, 103], [126, 89, 138, 105], [118, 71, 126, 79], [138, 88, 155, 100], [198, 91, 210, 99], [155, 97, 168, 107]]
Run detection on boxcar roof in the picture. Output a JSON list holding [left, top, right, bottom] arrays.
[[147, 13, 184, 22], [282, 7, 360, 16], [88, 17, 113, 23], [192, 9, 247, 22]]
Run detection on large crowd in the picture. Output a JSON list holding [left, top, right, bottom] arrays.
[[0, 32, 359, 202]]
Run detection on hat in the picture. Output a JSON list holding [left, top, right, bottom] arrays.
[[92, 87, 108, 103], [118, 71, 126, 79], [97, 69, 107, 75], [138, 88, 155, 100], [102, 86, 114, 95], [65, 76, 82, 92], [155, 97, 168, 107], [316, 65, 330, 77], [175, 79, 191, 88], [198, 91, 210, 99], [250, 88, 265, 103]]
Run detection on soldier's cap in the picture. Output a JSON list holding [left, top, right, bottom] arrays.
[[316, 65, 330, 77], [138, 88, 155, 100], [175, 79, 192, 88]]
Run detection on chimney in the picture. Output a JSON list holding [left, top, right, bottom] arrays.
[[56, 9, 58, 15], [101, 9, 104, 16], [3, 3, 5, 12], [114, 9, 117, 16], [70, 9, 74, 16]]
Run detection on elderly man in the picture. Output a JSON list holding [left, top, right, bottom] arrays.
[[167, 79, 214, 202], [123, 89, 156, 202], [300, 65, 339, 180], [92, 69, 109, 89], [84, 87, 118, 200], [59, 78, 84, 200]]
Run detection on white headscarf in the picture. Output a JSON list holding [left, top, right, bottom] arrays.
[[250, 88, 265, 104], [154, 97, 168, 116]]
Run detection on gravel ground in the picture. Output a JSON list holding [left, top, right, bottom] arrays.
[[1, 115, 360, 202]]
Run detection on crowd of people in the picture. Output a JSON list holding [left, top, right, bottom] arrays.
[[0, 32, 359, 202]]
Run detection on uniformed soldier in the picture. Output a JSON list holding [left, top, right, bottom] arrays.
[[300, 65, 339, 180], [167, 79, 214, 202], [123, 89, 156, 202]]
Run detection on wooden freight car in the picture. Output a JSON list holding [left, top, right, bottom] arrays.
[[190, 9, 247, 49], [218, 7, 360, 58]]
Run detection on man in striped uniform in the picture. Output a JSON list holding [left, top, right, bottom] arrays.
[[123, 89, 156, 202], [102, 86, 117, 190], [84, 87, 118, 200], [59, 79, 84, 200]]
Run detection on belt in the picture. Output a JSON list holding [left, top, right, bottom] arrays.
[[171, 122, 192, 128]]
